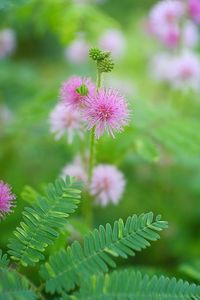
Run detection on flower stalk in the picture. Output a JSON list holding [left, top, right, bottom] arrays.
[[83, 48, 115, 227]]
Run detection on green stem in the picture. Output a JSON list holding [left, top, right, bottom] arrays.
[[96, 68, 102, 92], [88, 127, 96, 182], [83, 69, 102, 228], [88, 68, 102, 181]]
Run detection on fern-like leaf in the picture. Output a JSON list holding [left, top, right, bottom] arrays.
[[0, 268, 37, 300], [40, 212, 168, 294], [65, 270, 200, 300], [0, 249, 10, 268], [8, 177, 82, 267]]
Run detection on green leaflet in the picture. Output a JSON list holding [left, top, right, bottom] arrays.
[[0, 250, 38, 300], [8, 177, 82, 267], [40, 212, 168, 294], [65, 270, 200, 300], [0, 250, 10, 268], [0, 267, 37, 300]]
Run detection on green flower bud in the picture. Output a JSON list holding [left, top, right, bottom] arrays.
[[76, 84, 89, 96], [98, 57, 114, 73], [89, 48, 110, 62]]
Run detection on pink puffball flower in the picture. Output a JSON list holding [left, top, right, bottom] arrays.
[[83, 88, 129, 139], [171, 51, 200, 91], [90, 164, 125, 206], [60, 76, 96, 108], [99, 29, 126, 58], [188, 0, 200, 23], [49, 102, 83, 143], [149, 0, 184, 28], [0, 180, 16, 218], [61, 155, 87, 183], [0, 29, 16, 59], [64, 37, 89, 64], [182, 20, 199, 48]]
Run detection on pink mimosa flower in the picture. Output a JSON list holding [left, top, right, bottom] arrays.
[[0, 180, 16, 218], [61, 155, 87, 183], [171, 51, 200, 91], [188, 0, 200, 23], [49, 102, 83, 143], [60, 76, 96, 108], [83, 88, 129, 138], [90, 164, 125, 206], [149, 0, 184, 28]]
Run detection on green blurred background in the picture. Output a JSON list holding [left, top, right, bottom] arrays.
[[0, 0, 200, 280]]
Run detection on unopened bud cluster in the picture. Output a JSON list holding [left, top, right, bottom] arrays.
[[89, 48, 114, 73]]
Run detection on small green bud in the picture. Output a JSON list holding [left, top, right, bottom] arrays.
[[89, 48, 110, 61], [76, 84, 88, 96], [98, 57, 114, 73]]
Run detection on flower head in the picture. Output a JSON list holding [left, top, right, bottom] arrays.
[[60, 76, 96, 108], [188, 0, 200, 23], [171, 51, 200, 91], [0, 180, 16, 218], [148, 0, 185, 48], [84, 88, 129, 138], [64, 36, 89, 64], [99, 29, 126, 58], [157, 24, 180, 48], [0, 29, 16, 59], [49, 102, 82, 143], [149, 0, 184, 27], [61, 155, 87, 183], [90, 164, 125, 206]]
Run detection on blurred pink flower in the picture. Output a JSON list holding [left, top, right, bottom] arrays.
[[188, 0, 200, 23], [158, 24, 180, 48], [150, 51, 200, 91], [83, 88, 129, 138], [150, 52, 173, 82], [49, 102, 82, 143], [0, 180, 16, 218], [99, 28, 126, 58], [149, 0, 184, 27], [0, 29, 16, 59], [171, 51, 200, 91], [61, 155, 87, 183], [60, 76, 95, 108], [183, 20, 199, 48], [148, 0, 185, 48], [90, 164, 125, 206], [64, 37, 89, 64]]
